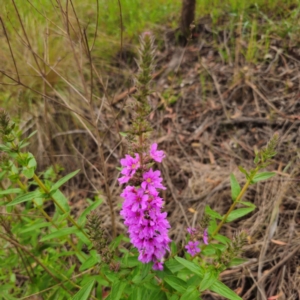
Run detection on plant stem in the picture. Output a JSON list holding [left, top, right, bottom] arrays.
[[211, 179, 251, 239], [32, 174, 91, 241], [0, 232, 73, 296], [14, 174, 86, 259], [12, 141, 91, 242]]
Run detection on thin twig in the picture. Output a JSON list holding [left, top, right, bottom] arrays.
[[11, 0, 43, 75], [0, 17, 20, 82], [244, 245, 300, 299], [90, 0, 99, 52], [201, 61, 230, 120]]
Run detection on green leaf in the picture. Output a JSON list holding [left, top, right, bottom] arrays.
[[205, 206, 222, 220], [19, 142, 30, 149], [142, 280, 160, 291], [174, 256, 204, 277], [40, 227, 78, 242], [50, 169, 80, 192], [6, 190, 43, 206], [89, 275, 109, 286], [72, 279, 95, 300], [166, 294, 179, 300], [226, 207, 255, 222], [252, 172, 275, 183], [2, 291, 19, 300], [186, 274, 202, 287], [110, 281, 127, 300], [147, 289, 167, 300], [27, 153, 37, 168], [19, 222, 50, 233], [180, 286, 199, 300], [119, 132, 127, 137], [254, 153, 260, 164], [129, 287, 143, 300], [211, 244, 226, 252], [140, 262, 152, 281], [230, 174, 241, 201], [199, 269, 218, 292], [238, 166, 248, 176], [79, 250, 100, 271], [171, 241, 177, 255], [208, 218, 217, 234], [0, 188, 22, 196], [165, 258, 185, 273], [0, 170, 7, 180], [201, 245, 216, 256], [77, 198, 103, 226], [27, 130, 38, 140], [51, 190, 70, 213], [214, 234, 231, 244], [228, 258, 248, 267], [23, 167, 34, 179], [33, 195, 44, 206], [122, 255, 140, 268], [164, 276, 187, 293], [210, 280, 242, 300], [240, 201, 256, 208], [111, 234, 125, 250]]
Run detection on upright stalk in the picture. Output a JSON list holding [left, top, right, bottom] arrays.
[[210, 178, 252, 239]]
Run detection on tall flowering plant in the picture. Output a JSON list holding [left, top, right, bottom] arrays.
[[117, 32, 171, 270]]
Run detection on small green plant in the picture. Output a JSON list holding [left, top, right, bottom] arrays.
[[0, 32, 280, 300]]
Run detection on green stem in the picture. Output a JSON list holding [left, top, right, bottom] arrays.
[[210, 179, 251, 239], [0, 232, 73, 296], [210, 167, 259, 240], [32, 174, 91, 241], [14, 170, 86, 258], [12, 142, 91, 242], [6, 150, 89, 258]]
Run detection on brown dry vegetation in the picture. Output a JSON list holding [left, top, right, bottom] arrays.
[[1, 2, 300, 299]]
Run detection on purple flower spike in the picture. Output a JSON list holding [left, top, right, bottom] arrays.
[[153, 261, 164, 271], [118, 144, 170, 271], [185, 241, 201, 257], [150, 143, 165, 163], [203, 229, 209, 245]]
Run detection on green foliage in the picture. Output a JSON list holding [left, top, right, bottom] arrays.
[[230, 173, 241, 201], [72, 279, 95, 300], [210, 281, 242, 300], [252, 171, 276, 183], [226, 207, 256, 222], [0, 112, 107, 299]]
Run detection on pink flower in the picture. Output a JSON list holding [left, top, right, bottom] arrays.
[[118, 175, 131, 184], [141, 168, 166, 193], [118, 154, 140, 184], [187, 227, 197, 235], [185, 241, 201, 256], [203, 229, 209, 245], [150, 143, 165, 163], [153, 261, 163, 271]]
